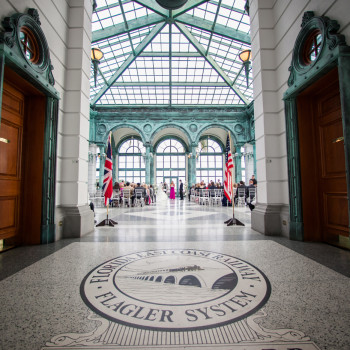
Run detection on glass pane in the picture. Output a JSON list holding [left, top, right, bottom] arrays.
[[118, 171, 125, 181], [201, 156, 208, 168], [171, 156, 178, 168], [216, 156, 223, 168], [208, 155, 215, 168], [178, 156, 185, 168], [157, 156, 163, 168]]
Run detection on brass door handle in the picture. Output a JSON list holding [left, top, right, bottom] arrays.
[[0, 137, 10, 143], [332, 136, 344, 143]]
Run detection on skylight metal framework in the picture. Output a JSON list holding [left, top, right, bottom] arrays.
[[91, 0, 252, 107]]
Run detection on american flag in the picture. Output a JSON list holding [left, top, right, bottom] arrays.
[[224, 134, 234, 202], [102, 132, 113, 206]]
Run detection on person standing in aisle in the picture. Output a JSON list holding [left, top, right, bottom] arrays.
[[179, 180, 184, 200]]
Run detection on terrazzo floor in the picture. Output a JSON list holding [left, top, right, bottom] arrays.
[[0, 199, 350, 350]]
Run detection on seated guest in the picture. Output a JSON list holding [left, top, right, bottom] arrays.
[[245, 179, 256, 203], [209, 181, 216, 189], [123, 182, 134, 205], [111, 182, 121, 207], [251, 175, 257, 186], [143, 184, 151, 204], [234, 181, 246, 204], [149, 185, 156, 202], [135, 183, 147, 203]]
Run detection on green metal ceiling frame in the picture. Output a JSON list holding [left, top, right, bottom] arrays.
[[90, 0, 252, 107]]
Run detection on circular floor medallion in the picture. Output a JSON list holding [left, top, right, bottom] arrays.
[[80, 249, 271, 331]]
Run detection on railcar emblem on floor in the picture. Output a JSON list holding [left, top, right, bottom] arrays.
[[80, 249, 271, 331]]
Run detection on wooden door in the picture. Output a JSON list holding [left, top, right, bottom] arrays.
[[315, 80, 349, 244], [0, 81, 24, 245], [298, 68, 349, 246]]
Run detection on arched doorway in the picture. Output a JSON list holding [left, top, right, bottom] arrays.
[[0, 10, 59, 248], [156, 138, 186, 195], [284, 12, 350, 248]]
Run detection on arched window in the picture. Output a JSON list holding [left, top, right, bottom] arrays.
[[196, 137, 223, 185], [118, 138, 146, 183], [156, 139, 186, 192]]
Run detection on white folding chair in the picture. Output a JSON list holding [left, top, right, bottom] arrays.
[[190, 189, 196, 202], [199, 189, 210, 205], [248, 187, 256, 203], [209, 189, 216, 205], [213, 189, 222, 206], [134, 189, 144, 207], [195, 189, 200, 203], [122, 189, 131, 207], [237, 187, 246, 207]]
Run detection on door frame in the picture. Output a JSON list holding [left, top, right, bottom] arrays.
[[0, 9, 59, 244], [283, 11, 350, 241]]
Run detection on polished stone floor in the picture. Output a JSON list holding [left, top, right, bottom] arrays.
[[1, 199, 350, 350]]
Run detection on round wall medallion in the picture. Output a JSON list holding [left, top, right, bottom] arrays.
[[189, 124, 198, 132], [234, 124, 244, 134], [97, 124, 107, 134], [143, 124, 152, 133], [81, 249, 271, 331]]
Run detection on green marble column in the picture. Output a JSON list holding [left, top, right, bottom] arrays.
[[150, 151, 155, 185], [235, 146, 242, 182], [186, 152, 191, 186], [112, 154, 117, 185], [111, 137, 117, 185], [99, 154, 105, 189], [189, 143, 197, 186], [145, 144, 151, 184]]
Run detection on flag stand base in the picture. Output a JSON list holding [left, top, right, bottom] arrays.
[[224, 216, 245, 226], [96, 215, 118, 227]]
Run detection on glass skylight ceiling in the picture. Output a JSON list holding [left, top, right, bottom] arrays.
[[91, 0, 252, 107]]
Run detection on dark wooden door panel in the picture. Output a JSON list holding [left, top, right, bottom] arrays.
[[0, 120, 21, 177], [315, 76, 349, 242], [0, 82, 24, 241], [0, 196, 17, 236], [298, 68, 349, 244]]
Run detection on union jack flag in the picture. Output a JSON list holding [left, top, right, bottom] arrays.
[[102, 132, 113, 206], [224, 134, 234, 202]]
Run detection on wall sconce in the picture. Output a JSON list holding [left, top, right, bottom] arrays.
[[91, 47, 104, 87], [243, 151, 254, 159], [188, 152, 199, 159], [239, 49, 251, 88]]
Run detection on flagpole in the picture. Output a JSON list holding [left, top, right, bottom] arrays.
[[96, 131, 117, 227], [224, 131, 244, 226], [228, 131, 235, 217]]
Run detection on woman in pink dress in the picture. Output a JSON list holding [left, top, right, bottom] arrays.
[[169, 181, 176, 199]]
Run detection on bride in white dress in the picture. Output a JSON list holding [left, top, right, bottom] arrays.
[[156, 183, 168, 203]]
